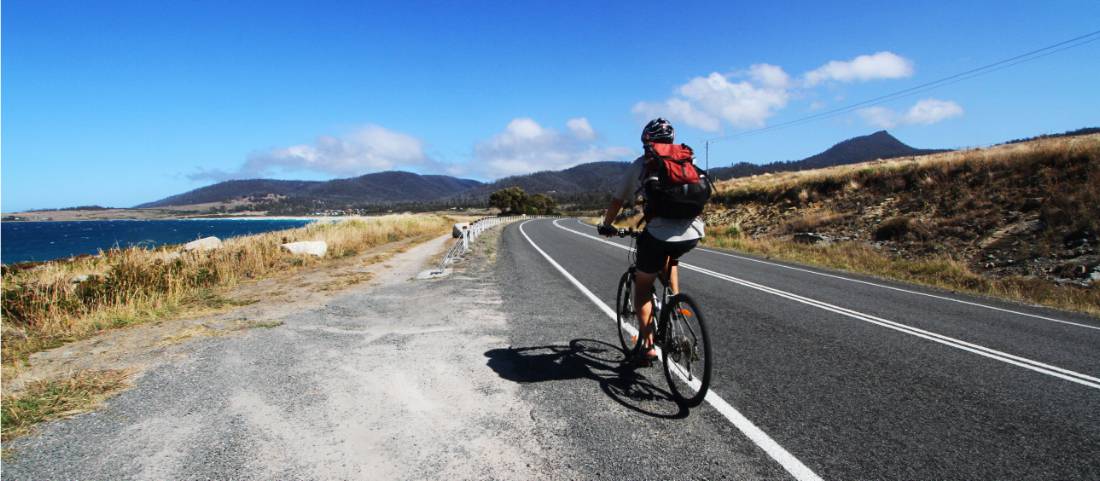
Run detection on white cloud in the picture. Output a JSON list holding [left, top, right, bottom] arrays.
[[633, 64, 791, 132], [858, 99, 964, 128], [902, 98, 964, 125], [189, 125, 438, 181], [473, 117, 631, 178], [748, 63, 791, 89], [803, 51, 914, 86], [566, 117, 597, 140]]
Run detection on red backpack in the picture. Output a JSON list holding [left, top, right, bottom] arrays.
[[641, 142, 712, 220]]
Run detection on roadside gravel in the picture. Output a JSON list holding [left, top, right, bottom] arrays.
[[2, 228, 569, 480]]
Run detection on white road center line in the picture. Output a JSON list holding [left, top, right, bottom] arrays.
[[518, 220, 825, 481], [572, 219, 1099, 332], [553, 219, 1100, 390]]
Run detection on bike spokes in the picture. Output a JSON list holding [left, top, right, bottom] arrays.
[[616, 271, 642, 354], [661, 294, 712, 407]]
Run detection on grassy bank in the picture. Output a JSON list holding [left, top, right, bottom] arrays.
[[2, 370, 131, 443], [702, 233, 1100, 317], [703, 134, 1099, 317], [1, 214, 450, 363]]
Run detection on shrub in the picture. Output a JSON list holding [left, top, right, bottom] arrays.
[[874, 216, 923, 241]]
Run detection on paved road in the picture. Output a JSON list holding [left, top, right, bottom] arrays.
[[5, 219, 1098, 480], [499, 218, 1100, 480]]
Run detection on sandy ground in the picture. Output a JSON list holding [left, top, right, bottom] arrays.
[[3, 233, 450, 394], [3, 223, 565, 480]]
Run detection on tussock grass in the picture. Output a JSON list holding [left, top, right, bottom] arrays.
[[714, 135, 1099, 238], [1, 369, 130, 442], [703, 230, 1100, 317], [704, 134, 1100, 316], [2, 215, 449, 362]]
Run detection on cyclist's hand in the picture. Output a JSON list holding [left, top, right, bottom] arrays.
[[597, 224, 617, 237]]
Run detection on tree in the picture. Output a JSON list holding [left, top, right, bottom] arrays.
[[488, 187, 558, 215], [489, 187, 527, 214], [528, 193, 557, 215]]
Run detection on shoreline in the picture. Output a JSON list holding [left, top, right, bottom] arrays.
[[1, 214, 370, 223]]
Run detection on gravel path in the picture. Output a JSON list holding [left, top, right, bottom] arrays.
[[3, 229, 569, 480]]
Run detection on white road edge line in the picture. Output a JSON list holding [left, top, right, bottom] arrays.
[[518, 220, 825, 481], [554, 219, 1100, 390], [573, 219, 1099, 332]]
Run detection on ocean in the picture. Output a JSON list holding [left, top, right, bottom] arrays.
[[1, 218, 316, 264]]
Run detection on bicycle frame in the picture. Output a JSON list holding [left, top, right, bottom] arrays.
[[625, 235, 675, 348]]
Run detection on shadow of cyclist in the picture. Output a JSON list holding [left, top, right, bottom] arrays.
[[484, 338, 687, 419]]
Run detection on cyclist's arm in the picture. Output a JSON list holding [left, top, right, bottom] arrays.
[[601, 198, 623, 227], [602, 158, 642, 228]]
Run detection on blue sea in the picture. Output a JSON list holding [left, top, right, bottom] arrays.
[[1, 219, 315, 264]]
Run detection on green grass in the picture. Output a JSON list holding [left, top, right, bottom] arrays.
[[2, 370, 130, 442]]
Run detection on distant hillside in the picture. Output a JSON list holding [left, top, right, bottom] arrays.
[[138, 171, 483, 208], [709, 131, 944, 180], [458, 161, 630, 199]]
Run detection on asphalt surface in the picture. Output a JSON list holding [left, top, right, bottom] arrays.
[[4, 219, 1098, 480], [501, 218, 1100, 480]]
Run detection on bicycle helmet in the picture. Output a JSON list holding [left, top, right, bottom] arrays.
[[641, 118, 675, 144]]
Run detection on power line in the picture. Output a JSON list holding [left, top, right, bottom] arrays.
[[704, 29, 1100, 151]]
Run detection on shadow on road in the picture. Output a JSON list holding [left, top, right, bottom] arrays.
[[485, 338, 687, 419]]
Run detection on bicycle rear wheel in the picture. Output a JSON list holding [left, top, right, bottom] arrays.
[[615, 270, 642, 354], [660, 293, 712, 407]]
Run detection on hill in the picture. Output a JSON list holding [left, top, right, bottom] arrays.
[[453, 161, 631, 207], [138, 171, 483, 210], [704, 133, 1100, 315], [708, 131, 944, 180]]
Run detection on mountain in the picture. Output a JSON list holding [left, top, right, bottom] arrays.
[[137, 131, 946, 212], [138, 171, 483, 208], [457, 161, 630, 199], [708, 131, 945, 180]]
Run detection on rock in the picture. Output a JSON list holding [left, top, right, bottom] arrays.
[[979, 219, 1044, 249], [281, 241, 327, 257], [183, 236, 222, 252], [793, 232, 830, 244], [1063, 228, 1096, 249], [71, 274, 90, 284], [1090, 270, 1100, 282]]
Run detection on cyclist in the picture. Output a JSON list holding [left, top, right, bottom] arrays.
[[598, 118, 706, 365]]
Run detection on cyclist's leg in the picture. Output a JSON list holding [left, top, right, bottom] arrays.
[[633, 270, 657, 351], [633, 232, 664, 356], [667, 259, 680, 295], [665, 239, 698, 295]]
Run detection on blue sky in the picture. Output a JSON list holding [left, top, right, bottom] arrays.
[[3, 0, 1098, 211]]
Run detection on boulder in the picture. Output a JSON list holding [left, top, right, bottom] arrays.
[[281, 241, 327, 257], [793, 232, 830, 244], [71, 274, 90, 284], [183, 236, 222, 252]]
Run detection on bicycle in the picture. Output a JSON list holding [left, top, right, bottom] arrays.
[[612, 228, 713, 407]]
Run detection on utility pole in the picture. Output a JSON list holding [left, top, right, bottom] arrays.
[[705, 140, 710, 171]]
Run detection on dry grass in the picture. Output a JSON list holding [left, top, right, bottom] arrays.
[[714, 134, 1099, 234], [1, 215, 450, 363], [702, 231, 1100, 317], [702, 134, 1100, 316], [781, 209, 848, 234], [1, 369, 131, 442]]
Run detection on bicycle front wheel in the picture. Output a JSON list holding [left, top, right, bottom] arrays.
[[660, 293, 712, 407], [615, 270, 641, 355]]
